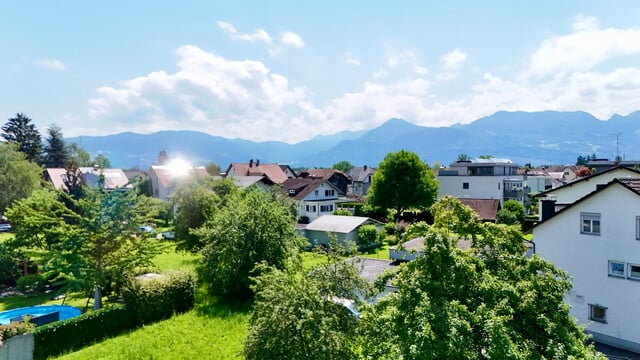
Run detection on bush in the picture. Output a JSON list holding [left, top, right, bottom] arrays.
[[333, 209, 352, 216], [298, 216, 310, 224], [122, 270, 197, 324], [0, 319, 35, 343], [357, 225, 381, 249], [383, 222, 396, 236], [16, 274, 46, 295], [34, 305, 137, 360], [0, 245, 20, 287]]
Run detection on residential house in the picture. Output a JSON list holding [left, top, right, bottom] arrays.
[[458, 198, 501, 222], [347, 166, 376, 197], [532, 178, 640, 353], [533, 166, 640, 215], [303, 214, 383, 247], [437, 158, 551, 206], [44, 167, 131, 191], [588, 159, 640, 173], [228, 175, 274, 191], [299, 169, 350, 195], [148, 165, 209, 200], [225, 159, 294, 184], [282, 178, 341, 222]]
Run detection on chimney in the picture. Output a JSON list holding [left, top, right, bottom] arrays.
[[256, 159, 260, 167], [249, 159, 254, 168], [364, 165, 368, 171], [540, 195, 557, 221]]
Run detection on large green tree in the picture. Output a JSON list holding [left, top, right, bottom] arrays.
[[43, 124, 68, 168], [332, 160, 354, 173], [2, 113, 42, 163], [368, 150, 438, 221], [359, 197, 604, 359], [0, 143, 42, 214], [196, 187, 304, 298], [66, 142, 92, 167], [6, 183, 158, 309]]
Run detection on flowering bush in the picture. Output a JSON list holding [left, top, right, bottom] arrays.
[[0, 318, 35, 346]]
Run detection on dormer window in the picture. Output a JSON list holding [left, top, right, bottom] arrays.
[[288, 189, 296, 196]]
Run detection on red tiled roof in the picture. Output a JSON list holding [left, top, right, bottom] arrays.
[[282, 178, 328, 200], [226, 163, 289, 184], [458, 198, 501, 221]]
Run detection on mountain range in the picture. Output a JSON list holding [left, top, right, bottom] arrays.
[[68, 110, 640, 170]]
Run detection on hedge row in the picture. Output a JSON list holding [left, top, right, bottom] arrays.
[[33, 305, 135, 359], [33, 270, 197, 359]]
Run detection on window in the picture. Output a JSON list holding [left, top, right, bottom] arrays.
[[314, 190, 319, 196], [320, 204, 334, 212], [636, 216, 640, 240], [305, 205, 316, 212], [609, 261, 625, 278], [589, 304, 607, 323], [325, 189, 335, 196], [462, 182, 469, 189], [581, 213, 601, 235], [629, 264, 640, 280]]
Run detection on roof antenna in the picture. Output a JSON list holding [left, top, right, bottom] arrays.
[[614, 132, 622, 163]]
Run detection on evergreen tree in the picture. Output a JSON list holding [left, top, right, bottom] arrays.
[[43, 124, 68, 168], [1, 113, 42, 163]]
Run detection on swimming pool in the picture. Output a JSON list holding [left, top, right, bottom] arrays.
[[0, 305, 81, 325]]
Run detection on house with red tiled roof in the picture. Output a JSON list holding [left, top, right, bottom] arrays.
[[282, 177, 341, 222], [148, 165, 209, 200], [225, 159, 294, 184], [458, 198, 501, 222], [44, 167, 132, 192], [299, 169, 350, 195]]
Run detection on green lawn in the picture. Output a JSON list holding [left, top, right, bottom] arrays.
[[151, 241, 200, 272]]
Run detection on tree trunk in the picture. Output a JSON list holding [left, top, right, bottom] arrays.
[[93, 286, 102, 310]]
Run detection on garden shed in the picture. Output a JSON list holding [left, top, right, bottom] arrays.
[[303, 215, 382, 247]]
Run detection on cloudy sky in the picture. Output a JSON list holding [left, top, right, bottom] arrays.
[[2, 1, 640, 143]]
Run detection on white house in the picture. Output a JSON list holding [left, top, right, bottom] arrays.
[[533, 178, 640, 353], [148, 165, 209, 200], [282, 178, 342, 222]]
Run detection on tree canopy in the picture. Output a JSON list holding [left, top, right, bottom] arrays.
[[2, 113, 42, 163], [367, 150, 438, 221], [0, 143, 42, 214], [332, 160, 354, 173], [496, 199, 526, 226], [197, 187, 304, 298], [359, 197, 603, 359], [6, 183, 158, 309]]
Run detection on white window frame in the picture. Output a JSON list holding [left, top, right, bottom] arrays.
[[628, 263, 640, 280], [588, 304, 607, 323], [580, 212, 601, 235], [608, 260, 625, 278]]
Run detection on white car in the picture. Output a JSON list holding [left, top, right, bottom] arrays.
[[0, 223, 11, 232]]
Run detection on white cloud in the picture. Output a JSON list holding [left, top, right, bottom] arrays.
[[347, 58, 361, 66], [281, 31, 305, 47], [436, 49, 467, 81], [527, 16, 640, 77], [34, 58, 66, 71], [217, 21, 271, 43]]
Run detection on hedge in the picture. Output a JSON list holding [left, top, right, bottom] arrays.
[[33, 305, 136, 360]]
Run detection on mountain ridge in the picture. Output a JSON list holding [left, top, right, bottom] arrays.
[[68, 110, 640, 169]]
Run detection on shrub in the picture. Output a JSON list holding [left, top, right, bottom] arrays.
[[383, 222, 396, 236], [333, 209, 352, 216], [16, 274, 46, 295], [298, 216, 310, 224], [34, 305, 136, 359], [0, 319, 35, 344], [0, 245, 20, 287], [122, 270, 197, 324], [357, 224, 381, 249]]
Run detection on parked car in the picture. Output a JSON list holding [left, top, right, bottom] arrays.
[[139, 225, 156, 235], [161, 231, 175, 239], [0, 223, 11, 232]]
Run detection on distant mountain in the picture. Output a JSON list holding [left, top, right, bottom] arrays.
[[67, 110, 640, 169]]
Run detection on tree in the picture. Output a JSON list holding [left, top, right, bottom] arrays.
[[368, 150, 438, 222], [92, 153, 111, 168], [205, 161, 221, 176], [244, 247, 369, 360], [332, 160, 354, 173], [66, 143, 92, 167], [456, 153, 470, 162], [172, 180, 224, 252], [496, 199, 526, 226], [6, 183, 159, 309], [359, 197, 604, 359], [2, 113, 42, 163], [357, 224, 381, 249], [43, 124, 68, 168], [0, 143, 42, 214], [575, 166, 592, 177], [196, 188, 304, 298]]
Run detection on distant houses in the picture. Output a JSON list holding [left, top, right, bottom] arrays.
[[44, 167, 132, 192]]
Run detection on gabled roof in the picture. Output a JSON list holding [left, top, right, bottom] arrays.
[[458, 198, 500, 221], [306, 215, 381, 234], [533, 165, 640, 198], [45, 167, 131, 191], [345, 257, 398, 283], [230, 175, 274, 188], [226, 163, 289, 184], [392, 236, 473, 253], [534, 177, 640, 228], [300, 169, 349, 181], [282, 178, 339, 200], [150, 165, 208, 187], [348, 166, 376, 182]]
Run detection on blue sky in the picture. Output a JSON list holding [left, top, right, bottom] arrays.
[[2, 1, 640, 142]]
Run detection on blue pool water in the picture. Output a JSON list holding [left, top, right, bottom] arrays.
[[0, 305, 81, 325]]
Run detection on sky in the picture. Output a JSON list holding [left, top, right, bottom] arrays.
[[2, 1, 640, 143]]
